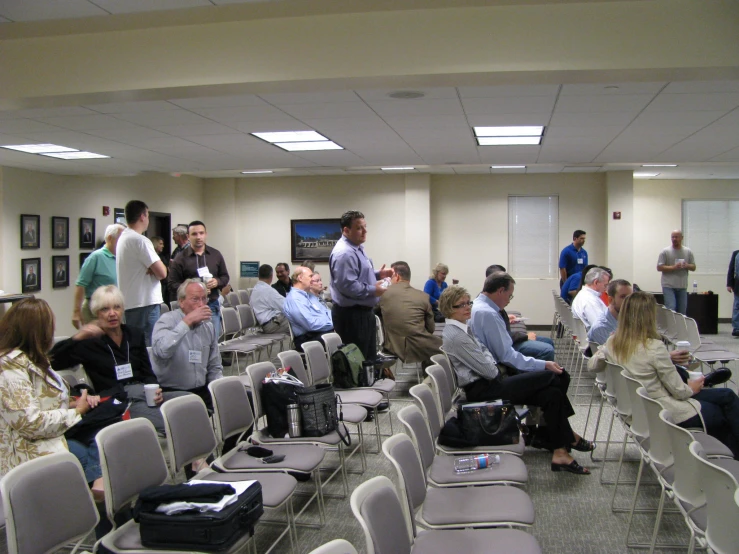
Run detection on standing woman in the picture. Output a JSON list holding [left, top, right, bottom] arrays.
[[0, 298, 94, 478], [424, 263, 449, 320]]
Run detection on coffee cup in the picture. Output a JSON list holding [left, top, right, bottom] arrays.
[[687, 371, 703, 381], [676, 258, 685, 267], [675, 341, 691, 351], [144, 383, 159, 407]]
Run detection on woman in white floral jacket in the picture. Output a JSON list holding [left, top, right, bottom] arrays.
[[0, 298, 93, 478]]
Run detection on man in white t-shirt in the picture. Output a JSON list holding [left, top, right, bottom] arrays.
[[116, 200, 168, 345]]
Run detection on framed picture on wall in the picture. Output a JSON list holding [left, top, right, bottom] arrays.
[[52, 255, 70, 288], [20, 214, 40, 249], [21, 258, 41, 293], [79, 218, 96, 249], [114, 208, 126, 226], [51, 216, 69, 249], [290, 219, 342, 263], [79, 252, 91, 269]]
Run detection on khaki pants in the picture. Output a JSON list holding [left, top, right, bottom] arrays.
[[81, 299, 95, 324], [263, 314, 289, 335]]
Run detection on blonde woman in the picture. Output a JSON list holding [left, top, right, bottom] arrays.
[[590, 291, 739, 458], [423, 263, 449, 309]]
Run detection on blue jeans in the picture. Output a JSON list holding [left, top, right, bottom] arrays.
[[662, 287, 688, 315], [733, 293, 739, 331], [513, 336, 555, 361], [124, 304, 161, 346], [67, 438, 102, 483], [208, 299, 222, 341], [680, 387, 739, 458]]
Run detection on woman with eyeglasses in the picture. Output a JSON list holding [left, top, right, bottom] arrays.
[[440, 285, 593, 475]]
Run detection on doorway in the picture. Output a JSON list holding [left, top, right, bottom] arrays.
[[145, 211, 172, 259]]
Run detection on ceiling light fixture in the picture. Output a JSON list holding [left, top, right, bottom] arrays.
[[39, 151, 110, 159], [634, 172, 659, 178], [241, 170, 273, 174], [252, 130, 344, 152], [491, 165, 526, 169], [1, 143, 78, 154], [477, 137, 541, 146], [642, 164, 677, 167], [381, 166, 415, 171], [474, 126, 544, 146], [274, 141, 343, 152]]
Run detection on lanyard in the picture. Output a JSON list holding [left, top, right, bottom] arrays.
[[106, 341, 130, 366], [195, 253, 207, 270]]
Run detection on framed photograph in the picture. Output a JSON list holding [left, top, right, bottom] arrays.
[[52, 255, 70, 288], [51, 216, 69, 249], [79, 218, 96, 249], [21, 258, 41, 294], [290, 219, 342, 262], [20, 214, 40, 249], [79, 252, 91, 269]]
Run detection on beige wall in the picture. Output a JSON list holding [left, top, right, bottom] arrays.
[[1, 167, 204, 336]]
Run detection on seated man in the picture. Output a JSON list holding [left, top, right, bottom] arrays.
[[572, 267, 610, 330], [486, 264, 554, 361], [251, 264, 290, 334], [284, 266, 334, 350], [378, 261, 442, 365], [150, 279, 223, 410]]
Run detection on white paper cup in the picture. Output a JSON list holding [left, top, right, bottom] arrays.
[[687, 371, 703, 381], [144, 384, 159, 407], [675, 341, 691, 351]]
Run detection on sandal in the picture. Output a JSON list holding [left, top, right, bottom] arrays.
[[551, 459, 590, 475], [571, 437, 596, 452]]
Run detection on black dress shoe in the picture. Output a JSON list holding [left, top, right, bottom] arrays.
[[732, 329, 739, 337], [704, 368, 732, 387]]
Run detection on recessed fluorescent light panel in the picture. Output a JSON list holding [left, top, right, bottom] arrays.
[[241, 170, 273, 174], [642, 164, 677, 167], [474, 126, 544, 146], [477, 137, 541, 146], [491, 165, 526, 169], [39, 151, 110, 159], [252, 130, 345, 152], [1, 143, 78, 154], [634, 172, 659, 178], [274, 141, 343, 152], [381, 166, 415, 171]]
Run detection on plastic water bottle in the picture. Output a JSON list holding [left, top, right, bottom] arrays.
[[453, 454, 500, 473], [692, 280, 698, 294]]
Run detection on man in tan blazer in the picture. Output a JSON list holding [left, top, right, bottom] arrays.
[[379, 261, 442, 364]]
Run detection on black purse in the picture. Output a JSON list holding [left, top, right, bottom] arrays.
[[459, 401, 522, 446], [296, 384, 351, 446], [260, 371, 302, 438]]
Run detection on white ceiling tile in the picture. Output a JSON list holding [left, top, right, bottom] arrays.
[[452, 166, 492, 174], [0, 106, 97, 119], [549, 112, 636, 127], [303, 117, 392, 133], [537, 148, 601, 164], [367, 98, 464, 118], [646, 93, 739, 112], [0, 0, 108, 21], [477, 148, 540, 165], [554, 94, 654, 113], [0, 133, 42, 145], [461, 96, 556, 115], [355, 88, 458, 101], [114, 110, 216, 127], [466, 113, 550, 127], [709, 148, 739, 162], [34, 114, 139, 131], [189, 105, 296, 124], [156, 123, 242, 137], [384, 115, 470, 133], [232, 121, 312, 133], [0, 119, 70, 134], [526, 164, 565, 173], [545, 126, 624, 139], [0, 16, 10, 22], [560, 83, 666, 95], [84, 127, 174, 143], [292, 150, 369, 167], [15, 130, 133, 152], [169, 94, 266, 109], [662, 81, 739, 94], [259, 91, 361, 105], [627, 110, 726, 128], [457, 85, 560, 98], [276, 102, 377, 120], [83, 100, 181, 114], [89, 0, 210, 14]]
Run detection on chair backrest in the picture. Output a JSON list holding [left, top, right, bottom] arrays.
[[170, 300, 180, 311], [683, 317, 701, 350], [397, 405, 436, 474], [635, 386, 674, 468], [209, 377, 255, 443], [246, 361, 278, 424], [56, 364, 91, 388], [426, 364, 452, 423], [160, 394, 218, 477], [303, 340, 331, 384], [221, 306, 241, 336], [1, 452, 99, 554], [382, 433, 428, 524], [238, 289, 251, 305], [277, 350, 311, 385], [96, 418, 169, 519], [620, 371, 650, 441], [431, 351, 458, 396], [659, 409, 705, 508], [236, 304, 257, 332], [322, 332, 343, 362], [689, 441, 739, 554], [606, 361, 631, 417], [350, 476, 413, 554], [409, 383, 442, 438], [159, 302, 170, 314], [227, 291, 241, 307], [308, 539, 359, 554], [572, 317, 589, 351]]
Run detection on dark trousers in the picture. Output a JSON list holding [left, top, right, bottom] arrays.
[[464, 369, 575, 450], [293, 331, 328, 353], [332, 304, 376, 361], [680, 387, 739, 458]]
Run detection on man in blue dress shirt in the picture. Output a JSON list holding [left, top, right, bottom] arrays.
[[284, 266, 334, 351], [559, 230, 588, 285], [329, 210, 394, 360]]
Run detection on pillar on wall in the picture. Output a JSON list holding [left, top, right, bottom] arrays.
[[403, 174, 431, 289], [605, 171, 634, 282], [203, 178, 239, 288]]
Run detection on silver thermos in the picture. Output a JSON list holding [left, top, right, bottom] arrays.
[[363, 361, 375, 386], [287, 404, 302, 437]]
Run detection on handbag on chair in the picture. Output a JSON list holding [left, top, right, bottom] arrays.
[[296, 383, 351, 446], [458, 401, 522, 446]]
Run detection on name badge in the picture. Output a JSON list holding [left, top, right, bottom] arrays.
[[115, 363, 133, 380], [577, 258, 584, 264], [189, 350, 202, 364], [197, 267, 212, 280]]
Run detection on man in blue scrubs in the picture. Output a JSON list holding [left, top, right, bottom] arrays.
[[559, 230, 588, 285]]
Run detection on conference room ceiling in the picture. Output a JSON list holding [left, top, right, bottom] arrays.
[[0, 1, 737, 180]]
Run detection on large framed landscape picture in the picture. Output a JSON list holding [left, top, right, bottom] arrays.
[[291, 219, 342, 262]]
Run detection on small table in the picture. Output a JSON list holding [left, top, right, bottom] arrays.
[[652, 292, 719, 334]]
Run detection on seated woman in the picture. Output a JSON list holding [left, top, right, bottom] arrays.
[[0, 298, 101, 494], [423, 263, 449, 320], [51, 285, 190, 436], [440, 285, 593, 475], [590, 291, 739, 458]]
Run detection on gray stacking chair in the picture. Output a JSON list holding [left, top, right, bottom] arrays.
[[397, 404, 528, 487], [238, 289, 251, 305], [1, 451, 98, 554], [350, 476, 541, 554], [237, 304, 288, 351], [170, 300, 179, 311], [159, 302, 169, 314], [96, 418, 254, 554], [160, 394, 299, 551], [382, 434, 535, 530], [218, 306, 261, 365], [308, 539, 359, 554], [689, 442, 739, 554], [227, 290, 241, 307], [322, 332, 396, 396], [430, 351, 459, 402], [424, 364, 456, 424]]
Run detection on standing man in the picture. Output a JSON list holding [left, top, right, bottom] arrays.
[[329, 210, 393, 360], [657, 230, 696, 315], [251, 264, 290, 334], [116, 200, 168, 345], [73, 224, 125, 329], [171, 226, 190, 259], [559, 230, 588, 285], [272, 263, 292, 297], [168, 220, 230, 338], [728, 249, 739, 337]]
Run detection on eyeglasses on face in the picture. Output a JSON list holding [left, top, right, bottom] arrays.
[[452, 301, 473, 309]]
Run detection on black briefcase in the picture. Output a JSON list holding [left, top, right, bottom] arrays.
[[138, 482, 263, 552]]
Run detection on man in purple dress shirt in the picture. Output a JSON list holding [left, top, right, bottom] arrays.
[[329, 210, 394, 360]]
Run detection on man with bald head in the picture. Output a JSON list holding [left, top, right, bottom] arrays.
[[284, 266, 334, 350], [657, 229, 696, 315]]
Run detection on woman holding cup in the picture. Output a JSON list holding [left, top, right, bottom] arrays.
[[591, 291, 739, 458]]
